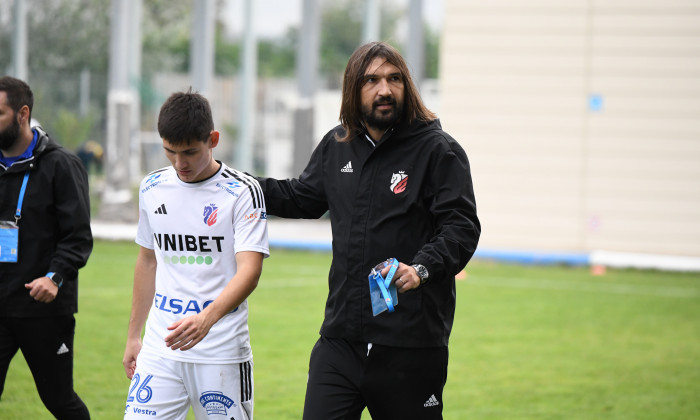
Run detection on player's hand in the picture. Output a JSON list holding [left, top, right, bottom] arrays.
[[381, 261, 420, 293], [123, 338, 142, 380], [25, 276, 58, 303], [165, 313, 215, 351]]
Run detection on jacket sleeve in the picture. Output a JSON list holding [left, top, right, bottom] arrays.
[[257, 138, 329, 219], [49, 152, 93, 280], [412, 135, 480, 281]]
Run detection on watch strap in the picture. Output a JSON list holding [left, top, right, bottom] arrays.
[[47, 272, 63, 288]]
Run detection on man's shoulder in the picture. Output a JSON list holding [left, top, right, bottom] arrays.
[[321, 124, 348, 143], [139, 166, 174, 193], [217, 165, 266, 209], [413, 120, 462, 150], [36, 139, 86, 175], [142, 166, 172, 180]]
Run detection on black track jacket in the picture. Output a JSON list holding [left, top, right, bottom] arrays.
[[259, 119, 480, 347], [0, 128, 93, 317]]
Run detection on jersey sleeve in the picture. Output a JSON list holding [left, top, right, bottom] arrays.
[[231, 173, 269, 257], [135, 181, 155, 249]]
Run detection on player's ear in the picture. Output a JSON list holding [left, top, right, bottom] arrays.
[[208, 130, 220, 149]]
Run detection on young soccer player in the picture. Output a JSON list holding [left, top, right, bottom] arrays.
[[122, 89, 268, 420]]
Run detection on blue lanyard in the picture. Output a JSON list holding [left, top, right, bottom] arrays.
[[373, 258, 399, 312], [15, 171, 30, 223]]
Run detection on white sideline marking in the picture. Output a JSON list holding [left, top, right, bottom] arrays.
[[466, 276, 699, 299]]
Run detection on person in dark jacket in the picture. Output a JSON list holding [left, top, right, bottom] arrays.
[[258, 42, 480, 419], [0, 76, 93, 419]]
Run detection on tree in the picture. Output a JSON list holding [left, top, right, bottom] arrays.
[[257, 28, 297, 78], [319, 0, 402, 88], [140, 0, 192, 76], [0, 0, 111, 148], [424, 23, 440, 79], [0, 0, 110, 74]]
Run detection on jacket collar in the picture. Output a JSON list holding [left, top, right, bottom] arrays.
[[0, 127, 52, 173]]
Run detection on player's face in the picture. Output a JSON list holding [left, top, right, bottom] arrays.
[[360, 57, 404, 132], [162, 132, 220, 183], [0, 92, 21, 151]]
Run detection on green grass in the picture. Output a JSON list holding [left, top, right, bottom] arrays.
[[1, 241, 699, 419]]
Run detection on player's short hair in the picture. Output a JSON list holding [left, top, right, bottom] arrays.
[[336, 41, 435, 142], [0, 76, 34, 120], [158, 88, 214, 145]]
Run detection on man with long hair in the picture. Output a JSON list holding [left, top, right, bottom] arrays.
[[258, 41, 480, 419]]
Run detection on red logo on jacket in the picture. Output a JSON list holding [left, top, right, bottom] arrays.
[[390, 171, 407, 194]]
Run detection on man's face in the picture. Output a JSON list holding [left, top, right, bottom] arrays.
[[360, 57, 405, 131], [162, 133, 219, 183], [0, 92, 21, 151]]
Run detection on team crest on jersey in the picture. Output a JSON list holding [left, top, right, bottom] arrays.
[[199, 391, 236, 415], [390, 171, 408, 194], [203, 204, 219, 226]]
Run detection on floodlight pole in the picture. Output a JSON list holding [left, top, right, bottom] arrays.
[[406, 0, 425, 87], [128, 0, 143, 185], [191, 0, 216, 96], [11, 0, 28, 80], [292, 0, 319, 177], [363, 0, 380, 42], [101, 0, 141, 222], [236, 0, 257, 173]]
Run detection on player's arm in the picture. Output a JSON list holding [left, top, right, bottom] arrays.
[[122, 246, 157, 379], [256, 135, 329, 218], [164, 250, 264, 351]]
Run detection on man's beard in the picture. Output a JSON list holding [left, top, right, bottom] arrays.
[[0, 116, 21, 151], [362, 97, 402, 132]]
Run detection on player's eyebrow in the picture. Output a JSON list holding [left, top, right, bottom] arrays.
[[163, 145, 198, 154]]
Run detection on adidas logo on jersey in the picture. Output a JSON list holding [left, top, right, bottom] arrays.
[[154, 204, 167, 214], [424, 394, 440, 407], [341, 161, 353, 173], [57, 343, 70, 355]]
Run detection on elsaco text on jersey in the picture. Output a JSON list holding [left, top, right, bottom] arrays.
[[153, 233, 225, 252]]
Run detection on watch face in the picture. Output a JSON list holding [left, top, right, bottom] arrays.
[[51, 273, 64, 287], [413, 264, 428, 283]]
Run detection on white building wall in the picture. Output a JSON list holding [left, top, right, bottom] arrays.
[[441, 0, 700, 256]]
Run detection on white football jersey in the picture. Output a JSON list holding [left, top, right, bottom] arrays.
[[135, 162, 269, 364]]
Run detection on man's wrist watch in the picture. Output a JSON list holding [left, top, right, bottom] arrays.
[[47, 272, 64, 288], [411, 264, 429, 284]]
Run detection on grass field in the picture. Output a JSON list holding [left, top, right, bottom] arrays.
[[1, 240, 699, 419]]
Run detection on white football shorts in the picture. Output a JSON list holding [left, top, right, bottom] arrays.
[[123, 352, 253, 420]]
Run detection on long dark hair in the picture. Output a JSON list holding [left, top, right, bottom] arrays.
[[336, 42, 435, 142]]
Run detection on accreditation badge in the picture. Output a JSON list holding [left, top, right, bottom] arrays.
[[0, 220, 19, 263], [368, 258, 399, 316]]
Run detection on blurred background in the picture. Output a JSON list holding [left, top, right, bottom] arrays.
[[2, 0, 699, 267]]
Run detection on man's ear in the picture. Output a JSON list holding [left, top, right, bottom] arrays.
[[209, 130, 220, 149], [17, 105, 30, 126]]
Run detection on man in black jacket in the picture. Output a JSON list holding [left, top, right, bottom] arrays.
[[0, 76, 92, 419], [258, 42, 480, 419]]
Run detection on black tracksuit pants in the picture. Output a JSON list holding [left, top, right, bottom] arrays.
[[0, 315, 90, 419], [303, 336, 448, 420]]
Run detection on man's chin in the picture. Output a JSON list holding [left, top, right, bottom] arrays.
[[0, 137, 19, 151], [367, 116, 397, 131]]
